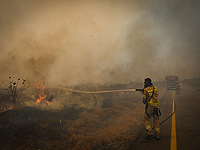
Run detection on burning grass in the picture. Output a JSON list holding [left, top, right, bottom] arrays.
[[0, 82, 166, 150]]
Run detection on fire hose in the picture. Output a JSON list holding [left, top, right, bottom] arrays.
[[68, 88, 176, 127]]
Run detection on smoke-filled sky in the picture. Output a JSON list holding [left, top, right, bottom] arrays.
[[0, 0, 200, 85]]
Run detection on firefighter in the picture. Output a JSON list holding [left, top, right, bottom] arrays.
[[142, 78, 161, 140], [176, 80, 180, 94]]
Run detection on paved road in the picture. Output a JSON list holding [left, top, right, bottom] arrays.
[[128, 83, 200, 150]]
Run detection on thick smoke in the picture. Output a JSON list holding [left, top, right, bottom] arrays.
[[0, 0, 200, 86]]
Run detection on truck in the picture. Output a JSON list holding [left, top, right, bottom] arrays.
[[165, 75, 179, 90]]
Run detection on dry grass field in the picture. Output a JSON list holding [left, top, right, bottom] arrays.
[[0, 82, 166, 150]]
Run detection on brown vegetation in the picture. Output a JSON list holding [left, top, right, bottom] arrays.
[[0, 82, 166, 150]]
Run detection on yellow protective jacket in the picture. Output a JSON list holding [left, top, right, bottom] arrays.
[[143, 85, 159, 108]]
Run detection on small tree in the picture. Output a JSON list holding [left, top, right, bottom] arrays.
[[8, 77, 26, 108]]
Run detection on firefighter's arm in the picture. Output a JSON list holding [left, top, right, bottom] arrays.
[[142, 90, 148, 104]]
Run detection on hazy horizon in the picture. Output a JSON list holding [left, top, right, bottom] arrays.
[[1, 0, 200, 86]]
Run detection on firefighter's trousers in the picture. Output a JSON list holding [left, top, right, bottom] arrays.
[[144, 106, 161, 138]]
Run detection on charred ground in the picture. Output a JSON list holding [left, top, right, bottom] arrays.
[[0, 82, 166, 150]]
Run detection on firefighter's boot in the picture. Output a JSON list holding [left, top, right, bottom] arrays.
[[145, 125, 154, 140]]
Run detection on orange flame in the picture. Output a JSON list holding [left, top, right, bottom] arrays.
[[0, 105, 14, 113], [35, 81, 50, 104]]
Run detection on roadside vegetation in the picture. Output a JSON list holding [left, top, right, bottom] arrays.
[[0, 82, 166, 150]]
